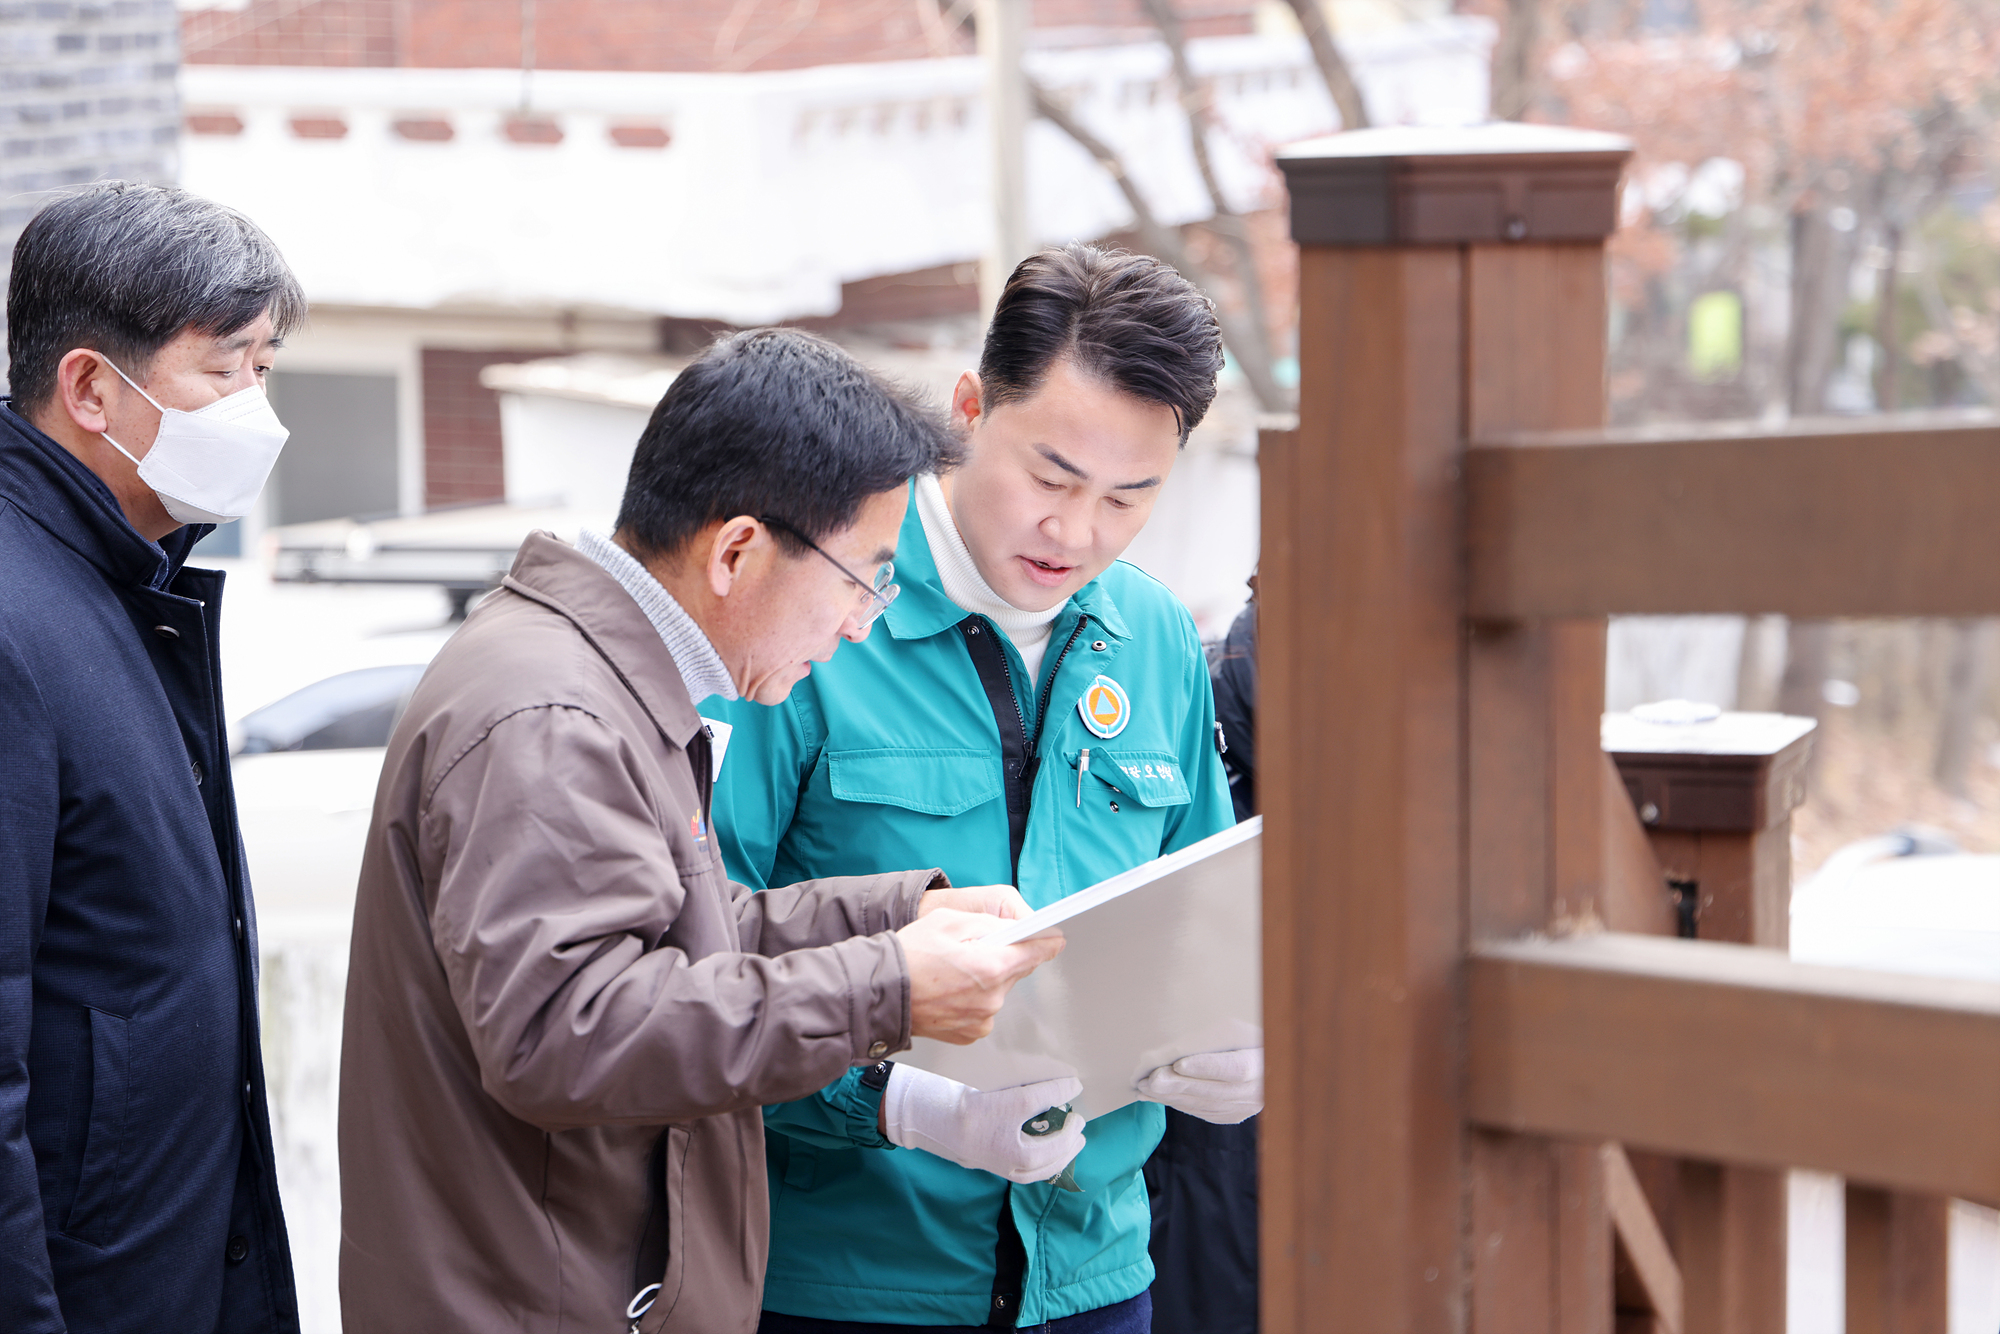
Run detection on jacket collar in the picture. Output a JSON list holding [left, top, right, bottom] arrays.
[[881, 479, 1132, 644], [502, 531, 707, 748], [0, 400, 210, 591]]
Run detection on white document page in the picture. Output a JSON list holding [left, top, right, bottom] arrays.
[[902, 817, 1261, 1116]]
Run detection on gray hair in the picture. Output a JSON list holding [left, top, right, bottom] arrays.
[[5, 181, 306, 413]]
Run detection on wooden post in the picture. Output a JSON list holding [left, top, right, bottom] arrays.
[[1605, 711, 1813, 1334], [1265, 123, 1632, 1334], [1463, 241, 1617, 1334], [1844, 1186, 1949, 1334]]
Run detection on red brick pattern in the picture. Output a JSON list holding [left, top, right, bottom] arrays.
[[810, 262, 981, 328], [391, 116, 453, 141], [184, 0, 397, 66], [608, 123, 672, 149], [502, 116, 564, 145], [421, 348, 556, 509], [184, 0, 1252, 71], [184, 111, 246, 135]]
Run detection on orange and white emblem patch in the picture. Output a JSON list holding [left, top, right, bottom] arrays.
[[1077, 675, 1131, 739]]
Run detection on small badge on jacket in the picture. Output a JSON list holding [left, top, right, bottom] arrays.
[[1076, 675, 1131, 739]]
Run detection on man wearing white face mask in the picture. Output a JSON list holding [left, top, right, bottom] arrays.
[[94, 356, 290, 527], [0, 182, 305, 1334]]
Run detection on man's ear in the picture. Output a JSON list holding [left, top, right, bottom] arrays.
[[706, 515, 766, 599], [949, 370, 984, 434], [50, 348, 116, 437]]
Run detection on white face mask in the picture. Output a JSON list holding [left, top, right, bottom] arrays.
[[99, 359, 290, 527]]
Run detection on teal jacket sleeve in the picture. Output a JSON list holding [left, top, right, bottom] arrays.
[[709, 683, 898, 1150], [1162, 605, 1235, 855], [760, 1066, 894, 1150]]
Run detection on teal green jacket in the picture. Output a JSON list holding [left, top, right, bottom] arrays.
[[710, 489, 1234, 1326]]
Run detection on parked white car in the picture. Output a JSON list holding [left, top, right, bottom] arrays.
[[232, 663, 429, 912], [1786, 832, 2000, 1334]]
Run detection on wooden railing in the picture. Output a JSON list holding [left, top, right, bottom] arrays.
[[1260, 123, 2000, 1334], [1467, 933, 2000, 1203]]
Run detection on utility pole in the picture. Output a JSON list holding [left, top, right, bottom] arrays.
[[978, 0, 1029, 319], [519, 0, 536, 111]]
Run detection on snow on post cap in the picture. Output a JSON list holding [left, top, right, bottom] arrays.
[[1277, 121, 1634, 163]]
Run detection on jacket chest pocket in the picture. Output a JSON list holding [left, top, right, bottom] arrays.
[[825, 748, 1001, 818], [1059, 746, 1191, 867], [1079, 749, 1192, 807]]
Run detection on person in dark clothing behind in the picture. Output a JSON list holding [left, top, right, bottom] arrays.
[[1148, 575, 1259, 1331], [1211, 580, 1258, 823], [0, 183, 305, 1333]]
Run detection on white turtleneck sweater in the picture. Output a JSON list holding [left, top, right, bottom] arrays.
[[914, 473, 1066, 681]]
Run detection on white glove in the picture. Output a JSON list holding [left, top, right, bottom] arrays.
[[881, 1066, 1086, 1184], [1134, 1048, 1264, 1125]]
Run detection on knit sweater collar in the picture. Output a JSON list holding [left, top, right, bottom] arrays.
[[575, 528, 739, 703]]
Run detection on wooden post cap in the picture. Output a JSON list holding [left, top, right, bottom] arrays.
[[1276, 122, 1633, 247], [1602, 709, 1817, 834]]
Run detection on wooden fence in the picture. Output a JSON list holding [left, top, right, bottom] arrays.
[[1259, 123, 2000, 1334]]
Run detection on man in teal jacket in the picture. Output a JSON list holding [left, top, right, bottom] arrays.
[[713, 245, 1261, 1331]]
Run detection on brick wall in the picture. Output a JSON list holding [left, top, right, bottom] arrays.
[[183, 0, 393, 67], [421, 347, 559, 509], [811, 261, 981, 329], [182, 0, 1254, 71], [1, 0, 180, 389]]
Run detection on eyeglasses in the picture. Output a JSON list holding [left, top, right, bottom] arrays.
[[759, 515, 900, 630]]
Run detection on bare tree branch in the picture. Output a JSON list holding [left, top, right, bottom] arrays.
[[1031, 82, 1289, 412], [1280, 0, 1370, 129], [1130, 0, 1288, 410]]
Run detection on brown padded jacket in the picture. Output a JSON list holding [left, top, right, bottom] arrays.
[[338, 534, 938, 1333]]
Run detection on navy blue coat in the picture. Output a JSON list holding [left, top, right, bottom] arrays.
[[0, 404, 297, 1332]]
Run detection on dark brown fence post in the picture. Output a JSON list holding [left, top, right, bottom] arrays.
[[1605, 710, 1813, 1334], [1264, 124, 1631, 1334]]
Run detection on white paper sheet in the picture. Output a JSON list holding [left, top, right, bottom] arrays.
[[902, 818, 1262, 1117], [699, 717, 733, 778]]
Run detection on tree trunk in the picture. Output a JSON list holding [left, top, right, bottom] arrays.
[[1776, 619, 1832, 787], [1786, 205, 1859, 417], [1489, 0, 1542, 121], [1874, 224, 1901, 412], [1735, 615, 1786, 712], [1281, 0, 1369, 129], [1933, 619, 1995, 799]]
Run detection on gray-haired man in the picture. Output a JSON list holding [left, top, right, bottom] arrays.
[[1, 183, 304, 1332]]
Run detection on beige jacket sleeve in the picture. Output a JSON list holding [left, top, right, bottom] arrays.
[[421, 704, 933, 1133]]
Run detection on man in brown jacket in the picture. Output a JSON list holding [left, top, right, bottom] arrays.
[[339, 330, 1074, 1333]]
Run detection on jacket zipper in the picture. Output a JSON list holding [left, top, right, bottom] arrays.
[[953, 611, 1092, 1330], [954, 612, 1091, 883], [1032, 624, 1096, 768], [986, 617, 1031, 752]]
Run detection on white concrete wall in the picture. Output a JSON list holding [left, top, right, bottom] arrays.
[[178, 23, 1494, 326], [498, 393, 649, 512]]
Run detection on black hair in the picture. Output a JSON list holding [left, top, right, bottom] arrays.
[[616, 327, 962, 560], [978, 242, 1224, 445], [6, 181, 306, 413]]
